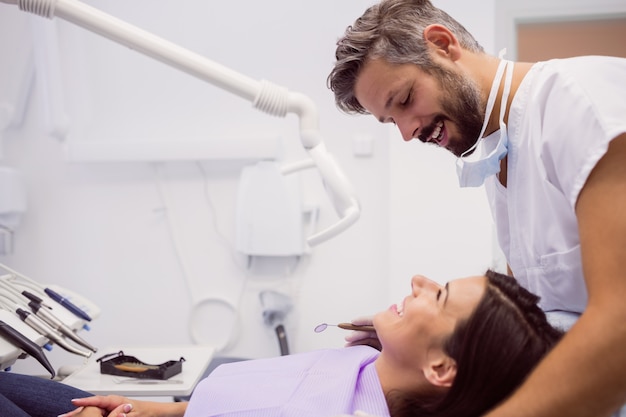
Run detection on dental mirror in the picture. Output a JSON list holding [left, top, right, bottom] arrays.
[[314, 323, 376, 333]]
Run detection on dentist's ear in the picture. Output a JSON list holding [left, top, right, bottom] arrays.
[[423, 24, 462, 61], [424, 355, 457, 388]]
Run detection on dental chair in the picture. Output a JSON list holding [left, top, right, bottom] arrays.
[[173, 356, 249, 403]]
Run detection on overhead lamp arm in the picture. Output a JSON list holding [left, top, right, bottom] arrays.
[[1, 0, 360, 246]]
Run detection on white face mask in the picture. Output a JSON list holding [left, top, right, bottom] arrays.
[[456, 59, 514, 187]]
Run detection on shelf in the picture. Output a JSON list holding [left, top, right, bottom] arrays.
[[64, 136, 281, 162]]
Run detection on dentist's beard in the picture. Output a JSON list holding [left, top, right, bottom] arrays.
[[432, 65, 485, 157]]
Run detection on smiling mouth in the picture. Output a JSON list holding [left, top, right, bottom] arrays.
[[396, 299, 405, 317], [431, 121, 444, 142], [418, 120, 445, 145]]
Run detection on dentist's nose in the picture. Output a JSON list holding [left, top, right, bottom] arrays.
[[396, 118, 418, 142]]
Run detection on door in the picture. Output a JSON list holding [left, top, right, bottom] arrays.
[[517, 17, 626, 60]]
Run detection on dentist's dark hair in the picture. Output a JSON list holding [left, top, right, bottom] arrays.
[[387, 269, 564, 417], [328, 0, 484, 115]]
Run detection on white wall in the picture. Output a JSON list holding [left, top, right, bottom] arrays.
[[0, 0, 500, 376], [388, 0, 499, 303]]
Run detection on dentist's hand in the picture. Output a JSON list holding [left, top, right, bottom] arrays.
[[344, 316, 381, 351]]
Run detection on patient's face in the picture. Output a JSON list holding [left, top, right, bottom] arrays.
[[373, 274, 486, 368]]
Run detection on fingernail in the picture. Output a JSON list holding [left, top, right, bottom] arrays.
[[124, 403, 133, 412]]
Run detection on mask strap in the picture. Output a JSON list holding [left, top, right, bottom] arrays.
[[498, 60, 514, 129], [460, 59, 508, 159]]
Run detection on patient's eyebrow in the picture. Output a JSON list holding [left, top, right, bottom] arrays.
[[443, 282, 450, 308]]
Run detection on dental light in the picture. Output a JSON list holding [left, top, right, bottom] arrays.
[[1, 0, 360, 247]]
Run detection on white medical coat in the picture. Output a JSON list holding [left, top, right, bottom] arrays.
[[485, 56, 626, 312]]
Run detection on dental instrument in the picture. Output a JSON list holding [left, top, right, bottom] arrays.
[[20, 290, 53, 310], [15, 307, 92, 358], [0, 319, 55, 378], [0, 263, 99, 372], [0, 0, 361, 247], [314, 323, 376, 333], [27, 300, 97, 353], [0, 262, 92, 322], [0, 290, 93, 358], [43, 287, 92, 322]]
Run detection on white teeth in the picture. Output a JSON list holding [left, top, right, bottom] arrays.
[[429, 121, 444, 143], [397, 300, 404, 317]]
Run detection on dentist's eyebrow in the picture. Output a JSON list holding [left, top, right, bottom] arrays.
[[378, 90, 397, 123], [443, 282, 450, 308]]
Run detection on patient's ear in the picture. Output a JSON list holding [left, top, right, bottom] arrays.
[[424, 355, 457, 388]]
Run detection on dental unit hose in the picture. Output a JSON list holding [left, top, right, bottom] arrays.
[[274, 324, 289, 357], [0, 0, 361, 246], [260, 290, 292, 356]]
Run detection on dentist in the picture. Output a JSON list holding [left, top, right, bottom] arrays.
[[328, 0, 626, 416]]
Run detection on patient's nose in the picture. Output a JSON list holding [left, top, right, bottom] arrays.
[[411, 275, 441, 296]]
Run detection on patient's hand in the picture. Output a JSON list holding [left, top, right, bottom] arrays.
[[59, 395, 129, 417], [58, 405, 102, 417], [58, 405, 105, 417], [65, 395, 187, 417], [74, 406, 108, 417]]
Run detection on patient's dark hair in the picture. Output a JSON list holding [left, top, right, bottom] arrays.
[[387, 269, 564, 417]]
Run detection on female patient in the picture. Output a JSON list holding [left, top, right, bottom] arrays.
[[0, 270, 563, 417]]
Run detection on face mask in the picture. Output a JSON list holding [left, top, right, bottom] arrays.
[[456, 59, 514, 187]]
